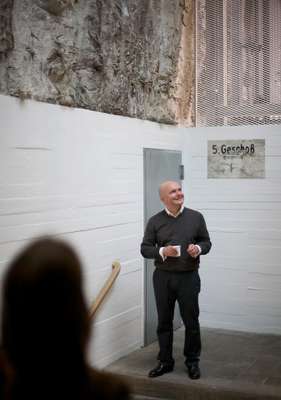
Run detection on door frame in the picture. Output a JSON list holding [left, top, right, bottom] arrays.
[[143, 147, 183, 346]]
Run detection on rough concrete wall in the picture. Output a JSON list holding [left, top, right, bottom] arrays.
[[196, 0, 207, 126], [171, 0, 195, 125], [0, 0, 194, 125]]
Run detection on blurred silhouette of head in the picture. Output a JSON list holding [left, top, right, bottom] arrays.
[[1, 237, 90, 379]]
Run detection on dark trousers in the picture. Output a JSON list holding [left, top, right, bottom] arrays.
[[153, 268, 201, 365]]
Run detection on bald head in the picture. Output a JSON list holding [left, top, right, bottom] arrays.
[[159, 181, 176, 200], [159, 181, 184, 213]]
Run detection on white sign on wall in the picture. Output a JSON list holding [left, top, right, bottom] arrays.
[[208, 139, 265, 178]]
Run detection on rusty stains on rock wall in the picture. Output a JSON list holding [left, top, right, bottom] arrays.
[[0, 0, 195, 125]]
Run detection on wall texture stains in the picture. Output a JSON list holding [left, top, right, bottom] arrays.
[[171, 0, 194, 125], [0, 0, 14, 56], [0, 0, 194, 125]]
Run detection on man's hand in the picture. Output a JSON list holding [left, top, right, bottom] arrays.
[[163, 245, 179, 257], [187, 244, 199, 258]]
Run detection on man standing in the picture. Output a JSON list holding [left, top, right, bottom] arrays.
[[141, 181, 211, 380]]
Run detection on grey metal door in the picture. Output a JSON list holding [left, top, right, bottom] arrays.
[[143, 148, 183, 346]]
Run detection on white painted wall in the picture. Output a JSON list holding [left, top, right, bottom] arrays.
[[0, 94, 184, 368], [184, 125, 281, 334], [1, 94, 280, 370]]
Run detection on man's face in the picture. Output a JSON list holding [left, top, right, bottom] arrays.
[[161, 181, 184, 210]]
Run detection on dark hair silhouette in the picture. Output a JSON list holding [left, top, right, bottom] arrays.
[[1, 237, 130, 400], [2, 238, 89, 373], [1, 237, 90, 398]]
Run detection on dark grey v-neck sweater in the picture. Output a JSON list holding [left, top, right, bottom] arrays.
[[141, 207, 211, 272]]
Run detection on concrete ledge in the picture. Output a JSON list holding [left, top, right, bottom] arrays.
[[118, 373, 281, 400]]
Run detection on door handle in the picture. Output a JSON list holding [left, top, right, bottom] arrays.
[[179, 165, 184, 180]]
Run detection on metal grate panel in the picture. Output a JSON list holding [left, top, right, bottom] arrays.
[[196, 0, 281, 127]]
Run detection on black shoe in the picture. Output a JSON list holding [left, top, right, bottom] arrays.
[[148, 362, 174, 378], [187, 363, 201, 380]]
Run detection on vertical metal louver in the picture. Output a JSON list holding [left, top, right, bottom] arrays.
[[196, 0, 281, 127]]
